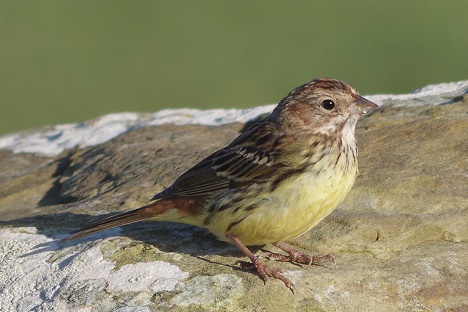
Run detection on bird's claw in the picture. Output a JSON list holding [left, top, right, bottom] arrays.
[[267, 251, 335, 266], [235, 256, 295, 292]]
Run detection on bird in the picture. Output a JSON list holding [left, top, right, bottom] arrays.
[[63, 78, 378, 291]]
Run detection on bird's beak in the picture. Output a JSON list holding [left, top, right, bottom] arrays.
[[348, 96, 379, 115]]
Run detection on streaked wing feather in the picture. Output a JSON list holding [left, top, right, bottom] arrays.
[[152, 156, 229, 199], [152, 120, 291, 200]]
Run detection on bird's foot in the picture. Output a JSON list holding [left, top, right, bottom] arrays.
[[228, 235, 295, 291], [267, 242, 336, 266], [235, 257, 295, 292]]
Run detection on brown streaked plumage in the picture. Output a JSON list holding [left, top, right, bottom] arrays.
[[63, 78, 378, 291]]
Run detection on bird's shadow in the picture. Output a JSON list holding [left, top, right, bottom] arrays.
[[1, 211, 265, 272]]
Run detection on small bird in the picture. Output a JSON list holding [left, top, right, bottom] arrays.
[[63, 78, 378, 290]]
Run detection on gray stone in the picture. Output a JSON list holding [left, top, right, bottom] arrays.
[[0, 81, 467, 311]]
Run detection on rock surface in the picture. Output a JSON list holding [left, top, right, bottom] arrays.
[[0, 81, 467, 311]]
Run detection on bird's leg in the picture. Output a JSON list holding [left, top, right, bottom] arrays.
[[268, 242, 336, 266], [227, 235, 295, 291]]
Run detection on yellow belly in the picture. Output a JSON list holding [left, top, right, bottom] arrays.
[[205, 165, 357, 246]]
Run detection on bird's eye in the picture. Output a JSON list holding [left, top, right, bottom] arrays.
[[321, 99, 335, 110]]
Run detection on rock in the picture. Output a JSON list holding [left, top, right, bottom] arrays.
[[0, 81, 467, 311]]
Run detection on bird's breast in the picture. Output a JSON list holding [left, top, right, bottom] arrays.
[[205, 147, 358, 246]]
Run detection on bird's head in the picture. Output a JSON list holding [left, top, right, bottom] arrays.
[[273, 78, 378, 136]]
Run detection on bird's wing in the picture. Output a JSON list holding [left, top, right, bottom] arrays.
[[152, 122, 292, 200]]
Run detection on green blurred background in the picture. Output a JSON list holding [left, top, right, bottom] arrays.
[[1, 1, 467, 135]]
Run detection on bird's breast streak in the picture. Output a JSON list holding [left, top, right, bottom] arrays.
[[208, 163, 357, 246]]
